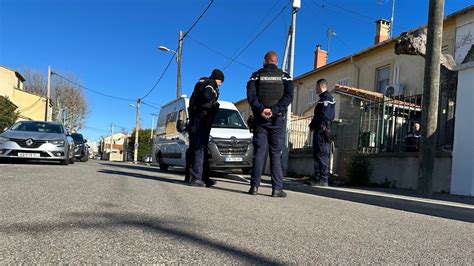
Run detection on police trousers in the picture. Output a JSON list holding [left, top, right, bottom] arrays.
[[250, 117, 285, 190], [190, 116, 212, 182], [312, 128, 330, 182]]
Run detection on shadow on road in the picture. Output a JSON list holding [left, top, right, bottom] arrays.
[[0, 211, 283, 264], [0, 158, 61, 165]]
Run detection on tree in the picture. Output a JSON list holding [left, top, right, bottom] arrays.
[[22, 68, 47, 96], [128, 129, 152, 160], [0, 96, 19, 132], [52, 76, 88, 131], [22, 68, 88, 132]]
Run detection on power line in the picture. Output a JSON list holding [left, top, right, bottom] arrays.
[[187, 35, 254, 70], [141, 101, 161, 110], [140, 54, 176, 99], [52, 72, 136, 102], [141, 0, 215, 100], [223, 2, 291, 70], [182, 0, 215, 40], [222, 0, 281, 68]]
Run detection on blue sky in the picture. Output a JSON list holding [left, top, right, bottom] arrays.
[[1, 0, 472, 141]]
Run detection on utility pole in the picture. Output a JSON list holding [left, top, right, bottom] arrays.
[[45, 66, 51, 121], [418, 0, 444, 195], [282, 0, 300, 174], [390, 0, 396, 38], [150, 113, 156, 139], [177, 31, 183, 98], [109, 123, 114, 161], [134, 97, 141, 164]]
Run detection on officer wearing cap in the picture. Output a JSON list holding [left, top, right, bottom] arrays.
[[247, 51, 294, 197], [306, 79, 335, 187], [187, 69, 224, 187]]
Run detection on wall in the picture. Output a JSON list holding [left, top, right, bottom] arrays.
[[450, 62, 474, 196], [12, 89, 47, 121], [368, 153, 452, 193], [235, 99, 251, 122]]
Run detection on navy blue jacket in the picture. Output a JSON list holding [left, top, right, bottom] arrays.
[[246, 64, 294, 116], [309, 90, 336, 129]]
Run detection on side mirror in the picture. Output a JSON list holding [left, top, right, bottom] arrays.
[[84, 139, 88, 143], [3, 127, 8, 132], [177, 120, 187, 133]]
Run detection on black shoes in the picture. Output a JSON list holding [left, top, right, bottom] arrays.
[[188, 178, 205, 187], [305, 179, 329, 187], [205, 179, 217, 188], [248, 186, 258, 195], [271, 189, 287, 198]]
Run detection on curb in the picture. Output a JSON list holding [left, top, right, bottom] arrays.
[[283, 181, 474, 223]]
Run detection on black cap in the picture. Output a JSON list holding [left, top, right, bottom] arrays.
[[210, 69, 224, 82]]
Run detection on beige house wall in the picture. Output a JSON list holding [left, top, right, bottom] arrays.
[[0, 66, 47, 121], [293, 14, 464, 117]]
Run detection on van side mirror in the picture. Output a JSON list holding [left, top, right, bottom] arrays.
[[177, 120, 187, 133], [84, 139, 88, 143]]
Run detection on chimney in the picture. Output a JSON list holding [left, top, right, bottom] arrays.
[[374, 19, 391, 45], [314, 44, 328, 69]]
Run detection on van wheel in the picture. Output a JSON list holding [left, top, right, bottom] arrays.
[[158, 154, 169, 171]]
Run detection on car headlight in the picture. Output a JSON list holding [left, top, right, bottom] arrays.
[[49, 139, 65, 146], [0, 136, 9, 143]]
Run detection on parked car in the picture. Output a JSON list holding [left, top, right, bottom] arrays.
[[0, 121, 75, 165], [70, 133, 89, 162], [153, 97, 253, 173]]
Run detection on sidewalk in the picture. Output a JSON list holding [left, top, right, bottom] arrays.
[[228, 173, 474, 223]]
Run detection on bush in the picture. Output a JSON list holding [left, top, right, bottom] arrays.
[[0, 96, 19, 132], [346, 153, 372, 186]]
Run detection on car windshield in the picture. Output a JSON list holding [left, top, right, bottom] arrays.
[[212, 109, 247, 129], [10, 121, 64, 134], [71, 133, 84, 143]]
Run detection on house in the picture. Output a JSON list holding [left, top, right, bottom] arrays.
[[234, 5, 474, 194], [100, 133, 129, 161], [0, 65, 51, 121]]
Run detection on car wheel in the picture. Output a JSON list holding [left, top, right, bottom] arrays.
[[158, 153, 169, 171]]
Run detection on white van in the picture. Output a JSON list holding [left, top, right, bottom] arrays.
[[153, 96, 253, 174]]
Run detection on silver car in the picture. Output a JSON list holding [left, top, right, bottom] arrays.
[[0, 121, 75, 165]]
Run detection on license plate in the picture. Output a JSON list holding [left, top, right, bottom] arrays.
[[18, 152, 41, 158], [225, 157, 243, 162]]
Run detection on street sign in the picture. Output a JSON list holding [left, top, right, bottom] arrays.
[[134, 143, 139, 149]]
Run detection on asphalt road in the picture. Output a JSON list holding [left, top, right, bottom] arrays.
[[1, 160, 473, 264]]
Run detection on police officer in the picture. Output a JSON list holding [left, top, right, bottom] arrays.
[[307, 79, 335, 187], [247, 51, 294, 197], [187, 69, 224, 187]]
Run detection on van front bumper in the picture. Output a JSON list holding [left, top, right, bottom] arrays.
[[207, 140, 253, 170]]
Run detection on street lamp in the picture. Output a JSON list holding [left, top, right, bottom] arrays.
[[158, 30, 183, 98]]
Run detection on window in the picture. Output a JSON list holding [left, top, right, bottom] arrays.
[[178, 109, 186, 122], [165, 111, 177, 135], [336, 77, 350, 86], [308, 89, 317, 105], [376, 65, 390, 92], [212, 109, 247, 129]]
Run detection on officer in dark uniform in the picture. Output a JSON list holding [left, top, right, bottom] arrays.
[[247, 51, 294, 197], [307, 79, 335, 187], [187, 69, 224, 187]]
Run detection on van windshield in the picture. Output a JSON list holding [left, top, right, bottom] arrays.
[[212, 109, 247, 129]]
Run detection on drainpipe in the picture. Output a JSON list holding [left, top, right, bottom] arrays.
[[350, 56, 360, 88]]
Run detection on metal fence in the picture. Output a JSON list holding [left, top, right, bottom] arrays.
[[288, 91, 456, 154], [358, 91, 455, 153], [289, 115, 313, 152]]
